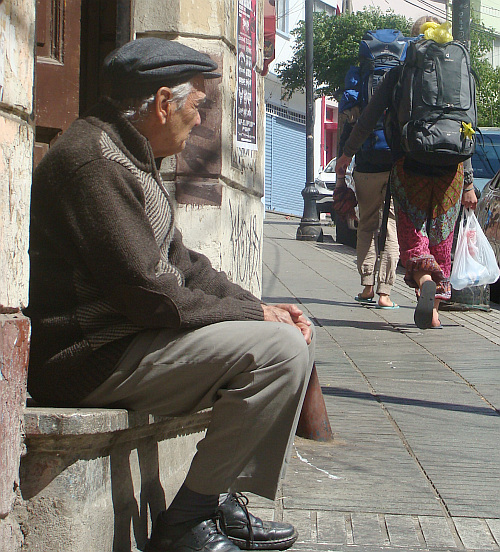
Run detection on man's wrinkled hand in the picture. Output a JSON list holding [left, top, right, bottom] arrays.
[[262, 304, 294, 325], [273, 303, 311, 327], [295, 321, 312, 344], [262, 304, 312, 344]]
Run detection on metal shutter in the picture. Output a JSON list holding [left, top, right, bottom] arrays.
[[265, 113, 306, 216], [265, 114, 273, 211]]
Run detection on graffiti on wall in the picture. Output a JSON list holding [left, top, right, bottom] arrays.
[[228, 199, 261, 291]]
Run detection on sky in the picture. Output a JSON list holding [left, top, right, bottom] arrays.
[[349, 0, 448, 22]]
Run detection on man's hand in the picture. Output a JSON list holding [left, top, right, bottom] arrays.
[[335, 176, 347, 190], [462, 189, 477, 210], [335, 154, 352, 178], [262, 304, 312, 344]]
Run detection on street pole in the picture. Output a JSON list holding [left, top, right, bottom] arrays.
[[452, 0, 471, 47], [296, 0, 323, 242], [342, 0, 352, 14]]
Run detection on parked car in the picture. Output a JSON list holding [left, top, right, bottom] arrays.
[[315, 157, 357, 246], [471, 127, 500, 192], [314, 157, 354, 216], [476, 167, 500, 303]]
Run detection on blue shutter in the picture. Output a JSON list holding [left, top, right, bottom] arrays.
[[264, 112, 306, 217], [265, 114, 273, 211]]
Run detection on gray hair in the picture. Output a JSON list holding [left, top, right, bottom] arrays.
[[117, 81, 194, 123], [411, 15, 441, 37]]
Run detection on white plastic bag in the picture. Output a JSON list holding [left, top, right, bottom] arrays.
[[450, 208, 500, 290]]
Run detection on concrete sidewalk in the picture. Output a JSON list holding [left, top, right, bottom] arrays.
[[249, 212, 500, 552]]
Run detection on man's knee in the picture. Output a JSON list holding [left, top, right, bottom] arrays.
[[260, 323, 310, 387]]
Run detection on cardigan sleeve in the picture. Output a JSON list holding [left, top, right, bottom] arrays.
[[54, 159, 264, 329]]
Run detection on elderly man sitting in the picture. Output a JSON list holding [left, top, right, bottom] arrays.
[[25, 38, 315, 552]]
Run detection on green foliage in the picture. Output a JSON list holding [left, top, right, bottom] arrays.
[[277, 7, 500, 127], [276, 7, 412, 99], [470, 15, 500, 127], [474, 60, 500, 127]]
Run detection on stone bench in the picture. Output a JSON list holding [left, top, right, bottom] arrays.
[[15, 406, 211, 552]]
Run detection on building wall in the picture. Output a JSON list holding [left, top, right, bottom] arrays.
[[135, 0, 266, 297], [479, 0, 500, 68], [264, 0, 339, 217], [0, 1, 35, 550]]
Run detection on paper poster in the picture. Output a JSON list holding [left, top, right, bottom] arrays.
[[236, 0, 257, 150]]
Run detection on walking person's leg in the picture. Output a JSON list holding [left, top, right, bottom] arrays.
[[391, 159, 463, 328], [354, 170, 396, 307], [424, 163, 464, 322], [353, 170, 382, 303], [376, 193, 400, 309]]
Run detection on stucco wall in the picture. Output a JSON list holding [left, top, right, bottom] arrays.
[[0, 0, 34, 309], [0, 1, 35, 551], [135, 0, 266, 297]]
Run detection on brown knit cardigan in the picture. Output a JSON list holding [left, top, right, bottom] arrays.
[[25, 99, 264, 405]]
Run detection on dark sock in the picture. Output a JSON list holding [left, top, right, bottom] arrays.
[[163, 484, 219, 526]]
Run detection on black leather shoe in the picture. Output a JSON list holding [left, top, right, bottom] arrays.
[[144, 518, 241, 552], [216, 494, 298, 550]]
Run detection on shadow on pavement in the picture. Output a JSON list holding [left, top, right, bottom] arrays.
[[322, 386, 500, 416]]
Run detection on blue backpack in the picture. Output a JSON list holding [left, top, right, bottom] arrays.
[[342, 29, 412, 165], [338, 65, 361, 113]]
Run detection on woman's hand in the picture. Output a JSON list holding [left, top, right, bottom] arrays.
[[462, 189, 477, 210]]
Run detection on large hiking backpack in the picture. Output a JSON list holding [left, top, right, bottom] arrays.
[[338, 65, 361, 113], [392, 39, 477, 165], [357, 29, 411, 165]]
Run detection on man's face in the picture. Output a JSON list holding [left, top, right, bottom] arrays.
[[155, 75, 207, 158]]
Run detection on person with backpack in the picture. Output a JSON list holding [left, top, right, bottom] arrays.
[[336, 16, 478, 330], [337, 29, 406, 309]]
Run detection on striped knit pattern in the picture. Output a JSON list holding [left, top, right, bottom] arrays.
[[73, 269, 142, 350], [100, 131, 183, 286]]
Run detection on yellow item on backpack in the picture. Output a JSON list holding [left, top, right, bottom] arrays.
[[461, 122, 476, 140], [421, 21, 453, 44], [420, 21, 439, 34]]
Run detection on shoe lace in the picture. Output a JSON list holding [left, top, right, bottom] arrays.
[[216, 492, 254, 547]]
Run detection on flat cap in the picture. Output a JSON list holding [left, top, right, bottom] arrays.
[[103, 38, 220, 99]]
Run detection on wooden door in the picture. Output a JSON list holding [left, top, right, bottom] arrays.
[[34, 0, 126, 166], [34, 0, 82, 166]]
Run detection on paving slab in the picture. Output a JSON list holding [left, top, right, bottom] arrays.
[[251, 213, 500, 552]]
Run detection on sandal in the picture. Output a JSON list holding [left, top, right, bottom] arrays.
[[414, 280, 436, 329], [354, 294, 375, 305]]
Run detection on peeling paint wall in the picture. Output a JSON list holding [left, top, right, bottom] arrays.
[[0, 1, 34, 551], [0, 0, 34, 308]]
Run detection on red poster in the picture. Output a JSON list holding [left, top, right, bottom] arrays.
[[236, 0, 257, 149]]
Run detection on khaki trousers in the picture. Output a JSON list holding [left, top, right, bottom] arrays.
[[81, 320, 315, 500], [353, 169, 400, 296]]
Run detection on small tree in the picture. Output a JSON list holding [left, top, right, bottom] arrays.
[[276, 7, 412, 100], [470, 15, 500, 127], [277, 7, 500, 127]]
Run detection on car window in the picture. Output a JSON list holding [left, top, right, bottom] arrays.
[[323, 159, 336, 173], [472, 132, 500, 179]]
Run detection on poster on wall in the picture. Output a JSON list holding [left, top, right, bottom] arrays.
[[236, 0, 257, 150]]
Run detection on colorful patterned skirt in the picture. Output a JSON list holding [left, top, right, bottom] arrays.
[[391, 158, 464, 301]]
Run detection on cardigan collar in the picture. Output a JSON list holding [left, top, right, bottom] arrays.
[[83, 97, 160, 177]]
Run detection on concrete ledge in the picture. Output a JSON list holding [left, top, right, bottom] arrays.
[[15, 407, 212, 552]]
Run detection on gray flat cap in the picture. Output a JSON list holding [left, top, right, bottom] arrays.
[[103, 38, 220, 99]]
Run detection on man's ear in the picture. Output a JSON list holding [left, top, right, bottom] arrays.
[[155, 87, 173, 124]]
